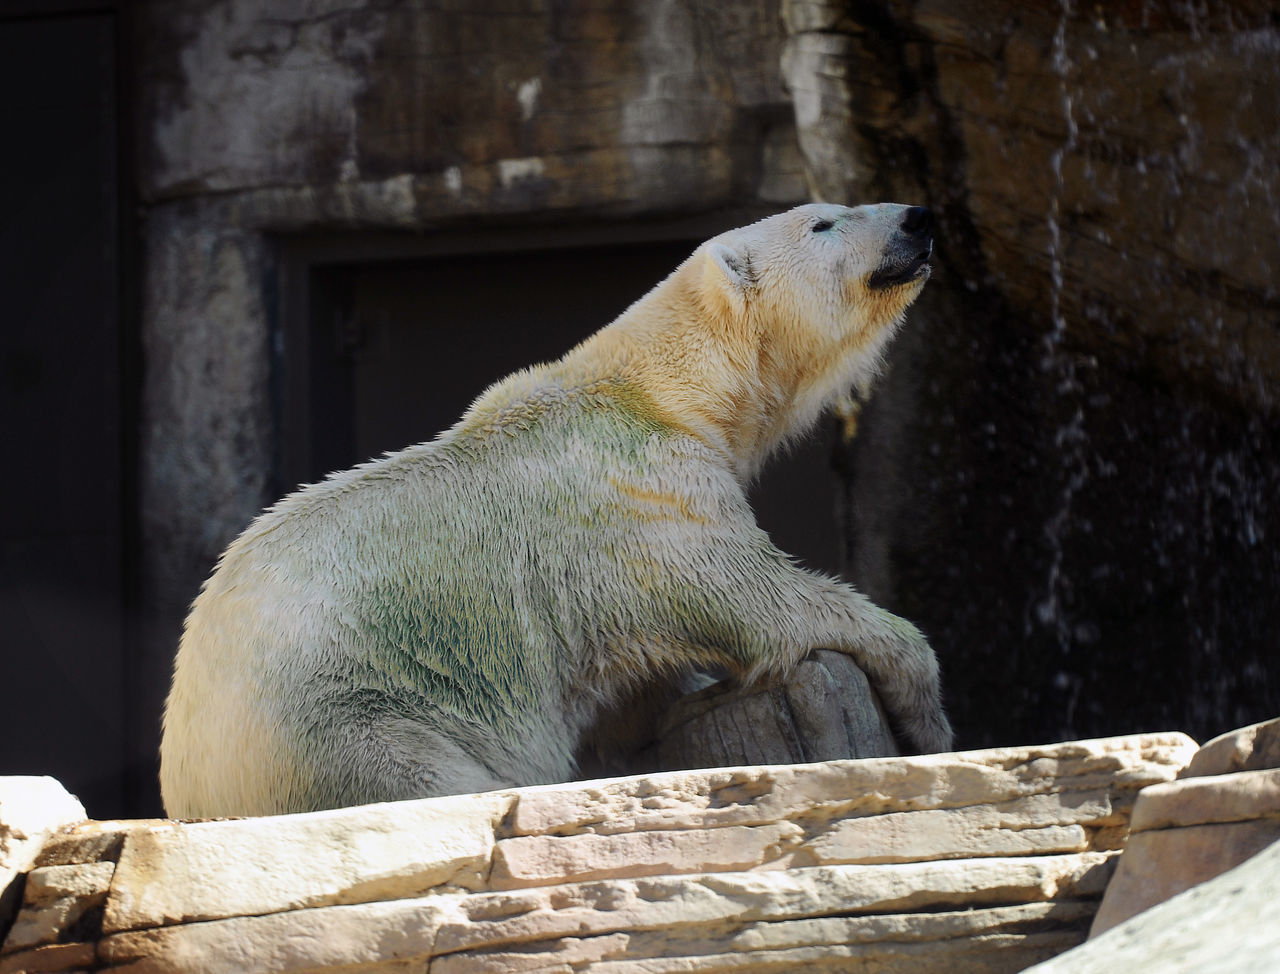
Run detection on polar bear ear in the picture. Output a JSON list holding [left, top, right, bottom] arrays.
[[703, 241, 754, 317]]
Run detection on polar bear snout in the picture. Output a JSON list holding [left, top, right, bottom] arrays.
[[868, 205, 934, 291], [901, 205, 933, 237]]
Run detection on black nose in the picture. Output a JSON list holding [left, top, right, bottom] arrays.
[[902, 206, 933, 236]]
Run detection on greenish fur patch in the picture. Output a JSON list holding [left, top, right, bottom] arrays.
[[306, 380, 679, 741]]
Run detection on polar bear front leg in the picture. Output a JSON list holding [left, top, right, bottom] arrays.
[[784, 575, 954, 755], [631, 522, 953, 755]]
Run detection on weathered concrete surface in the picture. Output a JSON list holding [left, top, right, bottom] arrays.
[[780, 0, 1280, 751], [0, 733, 1193, 972], [1026, 835, 1280, 974], [140, 1, 802, 208]]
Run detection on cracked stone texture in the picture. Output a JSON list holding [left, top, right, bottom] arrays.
[[0, 732, 1194, 972]]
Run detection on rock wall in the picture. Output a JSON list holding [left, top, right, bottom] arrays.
[[0, 732, 1194, 973], [781, 0, 1280, 748]]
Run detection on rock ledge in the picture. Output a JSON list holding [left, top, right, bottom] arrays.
[[0, 733, 1195, 974]]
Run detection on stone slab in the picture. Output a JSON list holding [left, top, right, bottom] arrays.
[[1027, 834, 1280, 973], [99, 897, 450, 974], [441, 934, 1082, 974], [435, 854, 1117, 956], [1089, 820, 1280, 936], [809, 812, 1089, 866], [97, 855, 1113, 973], [433, 901, 1098, 973], [1182, 717, 1280, 778], [4, 862, 115, 951], [509, 733, 1195, 837], [9, 734, 1190, 969], [491, 823, 806, 889], [0, 779, 87, 939], [1088, 765, 1280, 934], [102, 792, 510, 933], [1129, 768, 1280, 832], [0, 940, 95, 974], [33, 822, 141, 869]]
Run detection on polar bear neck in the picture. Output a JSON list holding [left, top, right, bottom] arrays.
[[556, 256, 861, 484]]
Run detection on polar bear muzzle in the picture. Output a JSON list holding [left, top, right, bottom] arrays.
[[867, 205, 934, 290]]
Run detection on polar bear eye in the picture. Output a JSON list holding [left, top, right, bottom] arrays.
[[811, 220, 835, 233]]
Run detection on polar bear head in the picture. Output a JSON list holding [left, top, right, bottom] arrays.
[[694, 202, 934, 471]]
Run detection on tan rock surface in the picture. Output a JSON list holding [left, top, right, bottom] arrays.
[[433, 904, 1098, 973], [1090, 764, 1280, 936], [1129, 768, 1280, 831], [1091, 820, 1280, 939], [1, 733, 1196, 972], [1027, 835, 1280, 974], [4, 862, 115, 952], [99, 855, 1115, 974], [490, 823, 807, 889], [0, 941, 95, 974], [806, 804, 1091, 865], [1181, 716, 1280, 778], [98, 897, 450, 974], [432, 854, 1118, 956], [509, 732, 1195, 837], [103, 792, 510, 933], [0, 779, 86, 937]]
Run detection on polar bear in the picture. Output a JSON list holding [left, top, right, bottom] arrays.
[[160, 202, 951, 817]]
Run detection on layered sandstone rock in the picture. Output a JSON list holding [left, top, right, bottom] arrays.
[[1026, 828, 1280, 974], [0, 732, 1192, 973], [0, 779, 87, 942], [1089, 717, 1280, 936]]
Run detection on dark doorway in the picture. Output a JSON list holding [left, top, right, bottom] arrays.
[[282, 237, 844, 577], [0, 5, 134, 818]]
